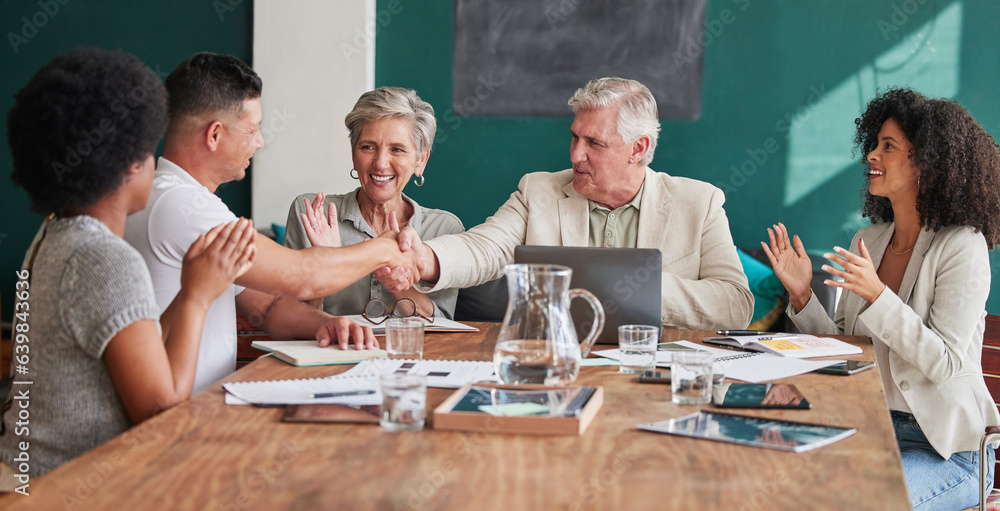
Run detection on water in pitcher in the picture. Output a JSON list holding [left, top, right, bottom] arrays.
[[494, 340, 579, 386]]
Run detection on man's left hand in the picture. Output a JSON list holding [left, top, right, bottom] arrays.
[[316, 316, 378, 350]]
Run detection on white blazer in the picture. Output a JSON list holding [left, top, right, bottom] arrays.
[[789, 222, 1000, 458]]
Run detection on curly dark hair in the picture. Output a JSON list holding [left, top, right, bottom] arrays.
[[7, 48, 167, 216], [854, 87, 1000, 246], [165, 52, 261, 131]]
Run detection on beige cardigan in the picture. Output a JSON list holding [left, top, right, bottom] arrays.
[[422, 167, 753, 330], [789, 222, 1000, 458]]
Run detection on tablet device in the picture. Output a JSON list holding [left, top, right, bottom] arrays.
[[514, 246, 662, 344], [713, 383, 811, 409]]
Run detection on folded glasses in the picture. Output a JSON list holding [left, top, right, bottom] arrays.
[[362, 298, 434, 325]]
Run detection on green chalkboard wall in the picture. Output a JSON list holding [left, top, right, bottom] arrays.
[[0, 0, 253, 323], [375, 0, 1000, 313]]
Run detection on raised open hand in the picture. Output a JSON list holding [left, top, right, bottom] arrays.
[[761, 222, 813, 312], [300, 193, 342, 248]]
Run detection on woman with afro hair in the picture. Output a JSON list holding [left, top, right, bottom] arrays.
[[764, 87, 1000, 510], [0, 48, 256, 479]]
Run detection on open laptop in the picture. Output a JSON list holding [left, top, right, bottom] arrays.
[[514, 246, 662, 344]]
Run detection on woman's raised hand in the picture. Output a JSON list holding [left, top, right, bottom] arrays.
[[301, 193, 342, 248], [761, 222, 813, 312], [820, 240, 886, 304], [181, 218, 257, 307]]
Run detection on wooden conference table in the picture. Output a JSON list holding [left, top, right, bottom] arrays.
[[1, 324, 909, 510]]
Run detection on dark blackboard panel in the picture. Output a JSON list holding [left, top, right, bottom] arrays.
[[453, 0, 705, 118]]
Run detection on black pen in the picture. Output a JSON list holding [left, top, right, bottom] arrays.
[[309, 390, 377, 399], [717, 330, 761, 336]]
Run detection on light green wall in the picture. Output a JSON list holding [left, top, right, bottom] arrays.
[[375, 0, 1000, 313]]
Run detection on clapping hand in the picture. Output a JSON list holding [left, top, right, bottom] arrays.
[[821, 241, 886, 304], [182, 218, 257, 306]]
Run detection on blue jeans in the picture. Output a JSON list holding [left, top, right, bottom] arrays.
[[892, 411, 995, 510]]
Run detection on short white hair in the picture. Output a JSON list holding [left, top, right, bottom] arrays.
[[344, 86, 436, 154], [568, 77, 660, 166]]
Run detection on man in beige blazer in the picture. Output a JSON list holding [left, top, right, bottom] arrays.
[[389, 77, 753, 330]]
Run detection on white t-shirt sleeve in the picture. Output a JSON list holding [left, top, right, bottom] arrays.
[[147, 185, 239, 268]]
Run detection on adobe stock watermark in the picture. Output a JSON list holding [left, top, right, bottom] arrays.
[[435, 71, 507, 145], [568, 447, 638, 511], [60, 416, 163, 510], [7, 0, 71, 54], [393, 416, 508, 511], [214, 0, 246, 21], [735, 454, 807, 511], [209, 440, 307, 511], [672, 0, 751, 72], [877, 0, 934, 41], [261, 106, 296, 145], [601, 252, 662, 317], [545, 0, 584, 30], [715, 84, 827, 195], [341, 0, 410, 63]]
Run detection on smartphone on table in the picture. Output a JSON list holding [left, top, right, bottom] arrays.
[[816, 360, 875, 375]]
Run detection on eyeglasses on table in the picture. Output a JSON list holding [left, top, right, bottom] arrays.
[[362, 298, 434, 325]]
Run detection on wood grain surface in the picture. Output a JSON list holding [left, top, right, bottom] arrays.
[[0, 323, 909, 510]]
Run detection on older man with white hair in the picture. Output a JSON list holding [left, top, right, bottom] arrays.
[[388, 77, 752, 330]]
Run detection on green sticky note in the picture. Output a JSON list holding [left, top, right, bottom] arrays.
[[478, 402, 550, 416]]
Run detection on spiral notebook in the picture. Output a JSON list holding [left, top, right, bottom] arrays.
[[223, 359, 498, 406]]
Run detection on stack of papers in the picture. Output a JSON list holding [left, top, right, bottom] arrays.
[[223, 359, 498, 406], [592, 341, 842, 383]]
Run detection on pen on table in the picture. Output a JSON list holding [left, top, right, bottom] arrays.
[[309, 390, 377, 399], [716, 330, 761, 336]]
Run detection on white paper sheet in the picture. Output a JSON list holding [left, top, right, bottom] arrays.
[[592, 341, 843, 383]]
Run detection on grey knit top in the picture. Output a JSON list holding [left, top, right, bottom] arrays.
[[0, 215, 159, 477]]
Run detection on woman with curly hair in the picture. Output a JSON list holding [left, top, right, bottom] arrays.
[[763, 87, 1000, 510], [0, 48, 255, 479]]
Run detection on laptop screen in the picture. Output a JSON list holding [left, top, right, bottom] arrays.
[[513, 246, 662, 344]]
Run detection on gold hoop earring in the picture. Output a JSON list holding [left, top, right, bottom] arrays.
[[413, 175, 425, 187], [350, 169, 359, 180]]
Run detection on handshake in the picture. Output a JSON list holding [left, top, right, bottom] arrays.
[[373, 221, 436, 293], [298, 195, 441, 294]]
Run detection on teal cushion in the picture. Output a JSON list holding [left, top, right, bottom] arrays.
[[737, 249, 786, 324], [272, 223, 286, 244]]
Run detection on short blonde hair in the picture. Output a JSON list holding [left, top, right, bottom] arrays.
[[344, 87, 436, 154]]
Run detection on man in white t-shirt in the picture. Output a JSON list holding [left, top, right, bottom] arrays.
[[125, 53, 419, 393]]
